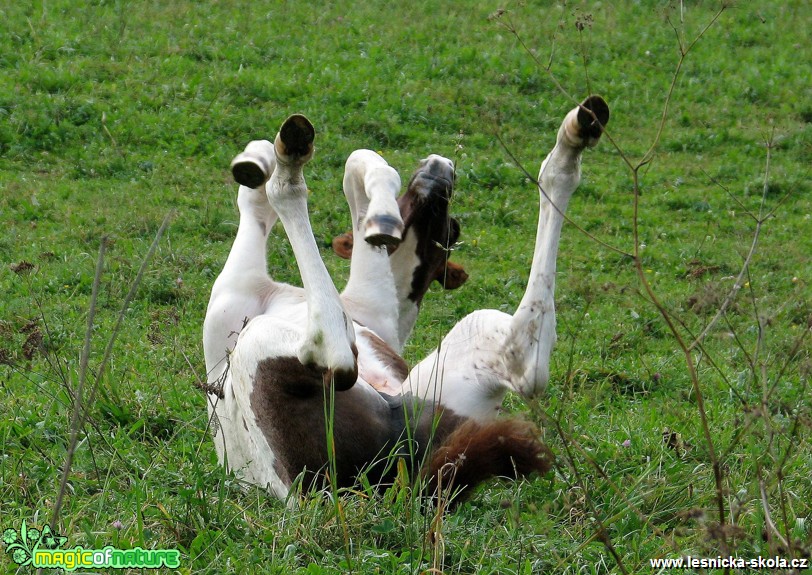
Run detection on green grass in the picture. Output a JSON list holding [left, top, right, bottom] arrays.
[[2, 0, 810, 573]]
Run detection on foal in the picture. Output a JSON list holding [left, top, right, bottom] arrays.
[[202, 96, 609, 502]]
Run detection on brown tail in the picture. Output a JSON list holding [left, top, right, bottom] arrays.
[[423, 418, 554, 505]]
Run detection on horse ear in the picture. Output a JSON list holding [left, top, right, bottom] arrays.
[[433, 260, 469, 289], [431, 218, 468, 289], [332, 231, 354, 259]]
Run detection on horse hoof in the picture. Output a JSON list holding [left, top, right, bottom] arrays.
[[231, 140, 275, 188], [364, 214, 403, 247]]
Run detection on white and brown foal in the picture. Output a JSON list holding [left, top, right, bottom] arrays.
[[202, 96, 609, 503]]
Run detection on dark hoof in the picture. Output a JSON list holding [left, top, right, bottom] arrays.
[[279, 114, 315, 158], [577, 95, 610, 140], [364, 214, 403, 247], [231, 157, 269, 189], [324, 365, 358, 392]]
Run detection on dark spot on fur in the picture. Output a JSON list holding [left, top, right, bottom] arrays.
[[362, 331, 409, 382]]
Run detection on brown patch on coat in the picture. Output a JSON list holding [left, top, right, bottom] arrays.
[[361, 330, 409, 383], [250, 356, 409, 490], [249, 356, 553, 503]]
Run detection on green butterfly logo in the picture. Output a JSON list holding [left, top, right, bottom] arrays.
[[2, 520, 67, 566]]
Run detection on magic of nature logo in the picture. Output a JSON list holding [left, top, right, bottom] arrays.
[[2, 520, 180, 571]]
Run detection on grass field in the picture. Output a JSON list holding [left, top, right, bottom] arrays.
[[1, 1, 810, 573]]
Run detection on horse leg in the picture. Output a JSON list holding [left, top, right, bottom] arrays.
[[264, 114, 358, 388], [500, 95, 609, 396], [339, 149, 404, 350], [204, 139, 282, 387], [402, 96, 610, 418]]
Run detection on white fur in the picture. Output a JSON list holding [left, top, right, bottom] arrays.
[[339, 149, 403, 350], [401, 105, 593, 413]]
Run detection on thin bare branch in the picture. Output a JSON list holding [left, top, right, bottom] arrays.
[[699, 167, 757, 221], [759, 473, 790, 549], [492, 10, 574, 100], [768, 322, 811, 399], [83, 213, 173, 413], [544, 413, 630, 575], [639, 4, 727, 168], [50, 237, 106, 531], [689, 134, 774, 351], [49, 213, 172, 534], [495, 132, 631, 258]]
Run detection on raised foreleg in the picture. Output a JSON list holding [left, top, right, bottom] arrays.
[[340, 150, 404, 350], [339, 153, 463, 351]]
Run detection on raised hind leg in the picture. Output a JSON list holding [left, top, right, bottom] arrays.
[[402, 96, 610, 419], [206, 116, 363, 494], [203, 140, 289, 385], [501, 95, 610, 396], [203, 139, 307, 475]]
